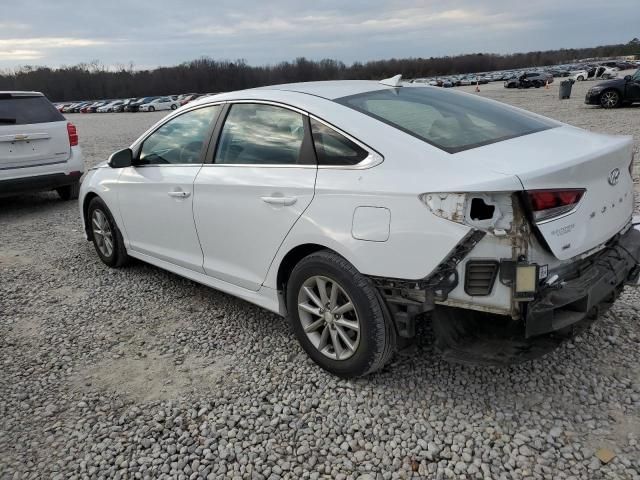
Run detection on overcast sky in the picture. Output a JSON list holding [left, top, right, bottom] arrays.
[[1, 0, 637, 70]]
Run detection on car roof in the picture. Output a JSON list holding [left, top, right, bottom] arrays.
[[256, 80, 389, 100], [0, 91, 44, 97]]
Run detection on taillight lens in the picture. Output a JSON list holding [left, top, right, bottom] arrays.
[[527, 189, 585, 222], [67, 122, 78, 146]]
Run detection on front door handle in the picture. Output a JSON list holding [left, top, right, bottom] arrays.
[[261, 196, 297, 206], [168, 190, 191, 198]]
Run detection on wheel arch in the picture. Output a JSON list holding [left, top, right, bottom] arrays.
[[276, 243, 334, 293], [82, 191, 100, 240]]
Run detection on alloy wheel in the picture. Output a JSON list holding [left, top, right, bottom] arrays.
[[92, 209, 114, 258], [601, 91, 619, 108], [297, 275, 360, 361]]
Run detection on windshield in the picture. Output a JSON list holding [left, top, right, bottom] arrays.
[[632, 69, 640, 81], [336, 87, 555, 153]]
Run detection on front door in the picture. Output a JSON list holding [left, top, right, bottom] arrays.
[[193, 102, 317, 291], [627, 69, 640, 101], [118, 105, 222, 271]]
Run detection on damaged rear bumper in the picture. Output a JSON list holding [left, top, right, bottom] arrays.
[[525, 225, 640, 337]]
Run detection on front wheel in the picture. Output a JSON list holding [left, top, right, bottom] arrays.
[[286, 251, 395, 378], [600, 90, 621, 108], [576, 75, 584, 81], [87, 197, 129, 268]]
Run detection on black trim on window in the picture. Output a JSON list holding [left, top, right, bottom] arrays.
[[299, 115, 317, 165], [204, 103, 230, 164]]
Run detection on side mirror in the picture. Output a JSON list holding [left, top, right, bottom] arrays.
[[624, 75, 632, 80], [108, 148, 133, 168]]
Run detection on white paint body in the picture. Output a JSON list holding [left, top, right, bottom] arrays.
[[139, 97, 179, 112], [79, 81, 635, 317], [0, 91, 83, 185]]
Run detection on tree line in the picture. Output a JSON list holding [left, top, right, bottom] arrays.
[[0, 40, 637, 101]]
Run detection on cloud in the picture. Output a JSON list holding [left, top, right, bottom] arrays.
[[0, 37, 107, 49], [0, 0, 636, 68], [0, 50, 43, 61]]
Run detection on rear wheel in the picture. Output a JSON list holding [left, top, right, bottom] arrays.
[[87, 197, 129, 268], [56, 182, 80, 200], [600, 90, 621, 108], [286, 250, 395, 377], [170, 104, 177, 110]]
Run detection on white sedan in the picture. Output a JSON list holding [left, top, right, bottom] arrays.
[[79, 77, 640, 377], [139, 96, 179, 112]]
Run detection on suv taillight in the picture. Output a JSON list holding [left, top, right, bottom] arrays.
[[527, 189, 585, 223], [67, 122, 78, 146]]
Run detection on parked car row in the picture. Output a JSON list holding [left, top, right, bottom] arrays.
[[408, 59, 640, 90], [54, 93, 210, 114]]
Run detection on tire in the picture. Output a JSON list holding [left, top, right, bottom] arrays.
[[286, 250, 396, 378], [600, 90, 621, 109], [148, 106, 155, 112], [170, 104, 177, 110], [576, 76, 584, 81], [87, 197, 129, 268], [56, 181, 80, 200]]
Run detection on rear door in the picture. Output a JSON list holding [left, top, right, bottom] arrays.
[[0, 93, 70, 171], [193, 102, 317, 291]]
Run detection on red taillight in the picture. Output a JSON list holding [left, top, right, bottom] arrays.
[[67, 122, 78, 146], [527, 189, 585, 222]]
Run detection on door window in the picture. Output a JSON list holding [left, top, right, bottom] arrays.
[[214, 104, 304, 165], [138, 105, 221, 165], [310, 119, 368, 166]]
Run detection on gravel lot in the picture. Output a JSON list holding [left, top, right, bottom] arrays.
[[1, 78, 639, 480]]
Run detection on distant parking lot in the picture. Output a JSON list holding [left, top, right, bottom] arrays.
[[1, 79, 639, 479]]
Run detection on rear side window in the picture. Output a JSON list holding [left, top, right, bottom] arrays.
[[336, 87, 555, 153], [310, 119, 368, 166], [0, 95, 65, 125], [215, 104, 304, 165]]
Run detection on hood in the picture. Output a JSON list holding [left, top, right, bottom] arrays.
[[592, 78, 627, 89]]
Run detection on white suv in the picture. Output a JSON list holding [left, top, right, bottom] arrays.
[[1, 91, 83, 200], [79, 80, 640, 377]]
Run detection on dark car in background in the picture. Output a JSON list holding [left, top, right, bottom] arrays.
[[127, 97, 158, 112], [117, 98, 138, 112], [504, 72, 552, 88], [585, 69, 640, 108]]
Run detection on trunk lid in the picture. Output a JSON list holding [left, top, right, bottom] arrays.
[[0, 94, 70, 171], [456, 125, 634, 260]]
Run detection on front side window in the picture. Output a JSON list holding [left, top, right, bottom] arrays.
[[138, 105, 221, 165], [337, 87, 555, 153], [310, 119, 368, 166], [214, 104, 304, 165]]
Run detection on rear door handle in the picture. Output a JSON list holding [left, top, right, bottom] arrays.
[[261, 196, 297, 206], [168, 190, 191, 198]]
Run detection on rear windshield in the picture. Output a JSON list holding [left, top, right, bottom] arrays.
[[0, 95, 65, 125], [336, 87, 555, 153]]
